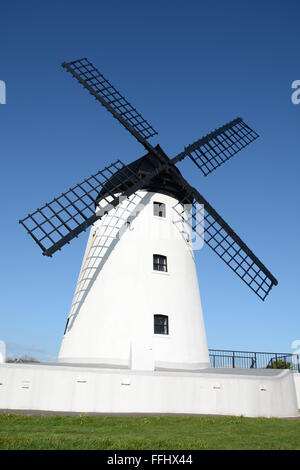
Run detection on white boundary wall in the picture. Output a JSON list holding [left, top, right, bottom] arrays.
[[0, 363, 298, 418], [293, 373, 300, 408]]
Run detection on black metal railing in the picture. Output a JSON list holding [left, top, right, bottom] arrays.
[[209, 349, 300, 373]]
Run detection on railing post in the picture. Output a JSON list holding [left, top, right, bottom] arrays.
[[232, 351, 235, 368]]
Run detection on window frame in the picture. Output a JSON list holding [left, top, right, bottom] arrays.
[[153, 201, 166, 218], [154, 314, 169, 335], [153, 254, 168, 272]]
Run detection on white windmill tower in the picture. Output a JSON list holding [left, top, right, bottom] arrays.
[[58, 149, 210, 371], [15, 58, 296, 419], [20, 58, 278, 372]]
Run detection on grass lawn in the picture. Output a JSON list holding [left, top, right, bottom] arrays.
[[0, 413, 299, 450]]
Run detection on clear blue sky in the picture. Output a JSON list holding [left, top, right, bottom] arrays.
[[0, 0, 299, 361]]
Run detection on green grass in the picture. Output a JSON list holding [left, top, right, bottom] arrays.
[[0, 413, 299, 450]]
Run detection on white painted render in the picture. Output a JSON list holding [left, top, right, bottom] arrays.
[[0, 363, 298, 418], [59, 191, 210, 371], [293, 373, 300, 408]]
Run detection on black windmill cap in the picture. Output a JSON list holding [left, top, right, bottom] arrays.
[[97, 145, 190, 203]]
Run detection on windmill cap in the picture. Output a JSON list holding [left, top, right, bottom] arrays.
[[96, 145, 192, 204]]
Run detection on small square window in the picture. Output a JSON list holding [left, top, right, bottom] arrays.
[[154, 315, 169, 335], [153, 202, 166, 218], [153, 254, 167, 272]]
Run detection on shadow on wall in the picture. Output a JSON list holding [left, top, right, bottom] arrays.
[[66, 192, 152, 332]]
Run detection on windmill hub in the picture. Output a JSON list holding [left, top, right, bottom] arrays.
[[97, 145, 190, 204]]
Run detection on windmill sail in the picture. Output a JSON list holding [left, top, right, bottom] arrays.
[[173, 118, 259, 176], [62, 58, 158, 147], [20, 58, 278, 300], [173, 192, 278, 300], [19, 160, 143, 257]]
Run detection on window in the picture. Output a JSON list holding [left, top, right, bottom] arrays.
[[153, 254, 167, 272], [153, 202, 166, 218], [64, 318, 70, 335], [154, 315, 169, 335]]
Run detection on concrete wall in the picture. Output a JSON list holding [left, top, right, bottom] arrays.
[[59, 191, 209, 371], [0, 363, 298, 418], [293, 373, 300, 408]]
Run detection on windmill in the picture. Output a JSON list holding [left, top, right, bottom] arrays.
[[20, 58, 278, 370]]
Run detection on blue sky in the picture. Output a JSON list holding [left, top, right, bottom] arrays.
[[0, 0, 299, 360]]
